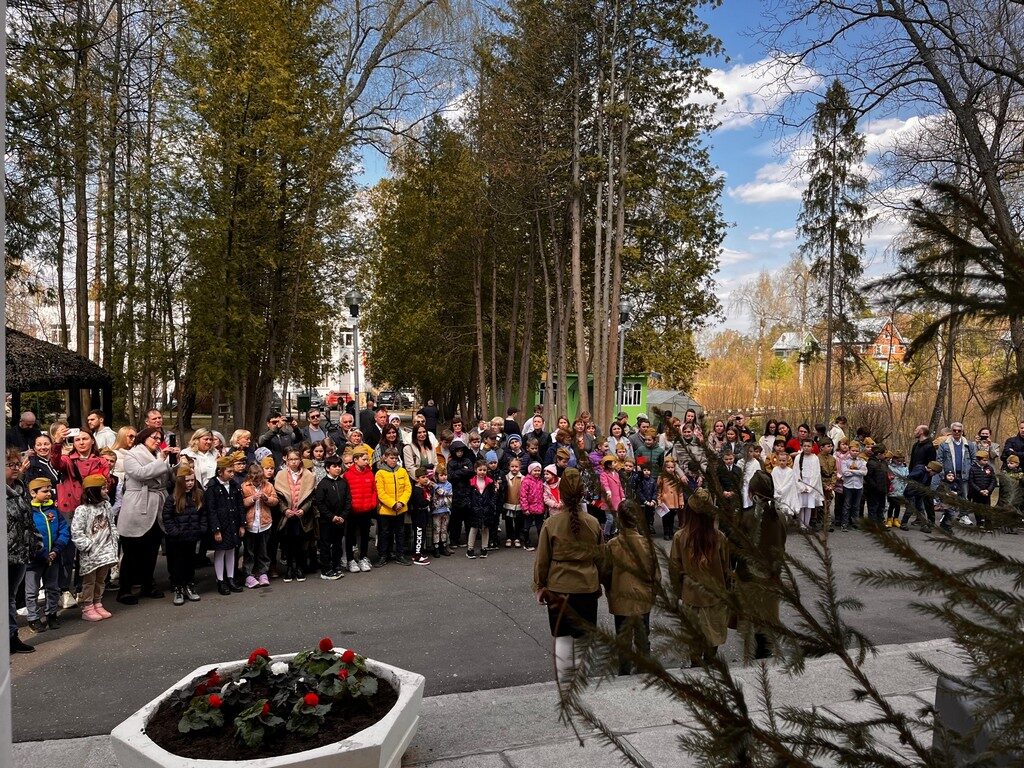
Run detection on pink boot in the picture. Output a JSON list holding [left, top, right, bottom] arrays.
[[82, 605, 102, 622], [94, 603, 112, 619]]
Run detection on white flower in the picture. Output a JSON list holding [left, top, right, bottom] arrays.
[[270, 662, 289, 676]]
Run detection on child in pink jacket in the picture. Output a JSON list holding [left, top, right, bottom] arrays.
[[519, 462, 546, 551]]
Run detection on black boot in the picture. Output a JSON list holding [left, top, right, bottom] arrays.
[[10, 634, 35, 653], [227, 577, 244, 593], [217, 580, 232, 596]]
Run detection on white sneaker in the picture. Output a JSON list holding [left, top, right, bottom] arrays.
[[16, 607, 27, 617], [348, 560, 361, 573], [60, 591, 78, 609], [358, 558, 372, 572]]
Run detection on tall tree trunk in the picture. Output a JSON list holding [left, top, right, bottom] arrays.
[[473, 251, 488, 421], [55, 176, 70, 347], [570, 32, 589, 418], [489, 257, 499, 416], [93, 170, 104, 362], [73, 0, 91, 358], [538, 214, 556, 425], [103, 0, 124, 372], [822, 122, 838, 422], [517, 248, 535, 416], [502, 259, 522, 410]]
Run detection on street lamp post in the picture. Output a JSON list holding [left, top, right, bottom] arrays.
[[616, 296, 631, 412], [345, 288, 365, 410]]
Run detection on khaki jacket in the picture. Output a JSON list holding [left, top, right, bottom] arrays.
[[669, 527, 730, 608], [532, 510, 603, 594], [241, 480, 279, 530], [602, 529, 661, 616]]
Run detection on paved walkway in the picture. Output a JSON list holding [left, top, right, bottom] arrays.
[[13, 638, 966, 767]]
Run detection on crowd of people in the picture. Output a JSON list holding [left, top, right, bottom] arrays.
[[6, 399, 1024, 670]]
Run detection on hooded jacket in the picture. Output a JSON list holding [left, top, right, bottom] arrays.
[[31, 500, 70, 563], [520, 474, 545, 515], [446, 443, 475, 504], [345, 464, 378, 514], [376, 464, 412, 516], [7, 484, 36, 564]]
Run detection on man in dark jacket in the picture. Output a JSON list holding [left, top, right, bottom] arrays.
[[7, 411, 42, 452], [908, 425, 937, 472], [258, 412, 294, 466], [901, 459, 940, 532], [1001, 421, 1024, 466], [864, 447, 890, 524], [417, 400, 440, 435], [314, 456, 350, 579], [362, 407, 388, 450], [522, 415, 552, 462], [359, 396, 377, 435]]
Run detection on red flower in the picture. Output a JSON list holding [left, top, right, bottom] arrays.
[[338, 669, 349, 680], [248, 648, 270, 664], [261, 702, 271, 717], [303, 692, 319, 708], [209, 694, 223, 709], [195, 683, 208, 696], [207, 672, 221, 686], [340, 649, 356, 664], [318, 637, 334, 653]]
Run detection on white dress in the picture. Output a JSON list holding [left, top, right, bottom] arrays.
[[771, 466, 800, 517], [793, 452, 824, 509]]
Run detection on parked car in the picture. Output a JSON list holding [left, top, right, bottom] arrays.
[[377, 390, 411, 409]]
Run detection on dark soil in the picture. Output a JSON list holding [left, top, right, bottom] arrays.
[[145, 680, 399, 760]]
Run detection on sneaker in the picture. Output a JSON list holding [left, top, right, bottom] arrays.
[[466, 550, 477, 559], [480, 548, 488, 558], [257, 574, 270, 587], [321, 569, 342, 580], [359, 558, 372, 572], [840, 526, 849, 532], [372, 557, 388, 568], [412, 555, 431, 566], [505, 539, 513, 548], [27, 620, 46, 634], [45, 613, 62, 630], [82, 605, 102, 622], [116, 593, 139, 605], [282, 569, 294, 583], [514, 540, 522, 548], [186, 584, 202, 601], [94, 603, 112, 619], [16, 607, 27, 617], [349, 560, 361, 573], [173, 589, 186, 606], [245, 575, 260, 589], [884, 519, 893, 528], [892, 519, 902, 528], [395, 555, 412, 566], [60, 591, 78, 609], [525, 545, 536, 551], [10, 635, 34, 653], [295, 571, 307, 583]]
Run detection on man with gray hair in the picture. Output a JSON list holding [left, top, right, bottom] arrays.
[[937, 422, 975, 488]]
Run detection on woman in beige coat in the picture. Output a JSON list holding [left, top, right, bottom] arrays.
[[117, 427, 177, 604], [669, 489, 731, 666]]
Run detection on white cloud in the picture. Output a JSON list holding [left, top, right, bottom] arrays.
[[728, 161, 805, 203], [721, 247, 755, 266], [704, 54, 822, 132], [748, 227, 796, 243]]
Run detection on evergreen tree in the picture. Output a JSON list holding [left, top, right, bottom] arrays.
[[798, 79, 872, 420]]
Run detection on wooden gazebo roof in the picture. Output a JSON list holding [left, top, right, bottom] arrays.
[[5, 327, 112, 393]]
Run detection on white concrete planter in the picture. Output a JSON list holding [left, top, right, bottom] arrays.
[[110, 650, 425, 768]]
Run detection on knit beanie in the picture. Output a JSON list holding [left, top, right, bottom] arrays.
[[485, 450, 498, 463]]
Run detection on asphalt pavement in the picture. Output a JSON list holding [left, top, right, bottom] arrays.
[[12, 527, 1024, 742]]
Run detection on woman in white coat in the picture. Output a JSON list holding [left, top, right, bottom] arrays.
[[792, 439, 824, 530], [117, 427, 176, 605]]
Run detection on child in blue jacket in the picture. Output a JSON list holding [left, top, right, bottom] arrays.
[[26, 477, 70, 634]]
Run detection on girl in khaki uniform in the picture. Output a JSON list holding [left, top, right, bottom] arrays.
[[601, 500, 661, 675], [669, 490, 731, 666], [532, 468, 604, 685]]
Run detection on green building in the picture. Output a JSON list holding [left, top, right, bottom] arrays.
[[533, 374, 648, 424]]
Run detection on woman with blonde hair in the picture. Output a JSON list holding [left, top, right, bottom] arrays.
[[228, 429, 255, 465], [111, 427, 137, 482], [181, 428, 217, 487]]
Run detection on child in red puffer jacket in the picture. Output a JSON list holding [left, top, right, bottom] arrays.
[[343, 446, 378, 572]]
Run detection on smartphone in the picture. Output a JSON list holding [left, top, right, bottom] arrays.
[[65, 427, 81, 445], [168, 433, 177, 448]]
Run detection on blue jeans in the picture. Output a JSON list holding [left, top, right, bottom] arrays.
[[8, 563, 26, 637], [841, 487, 863, 527]]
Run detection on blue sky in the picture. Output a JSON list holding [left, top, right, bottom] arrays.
[[354, 0, 923, 335]]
